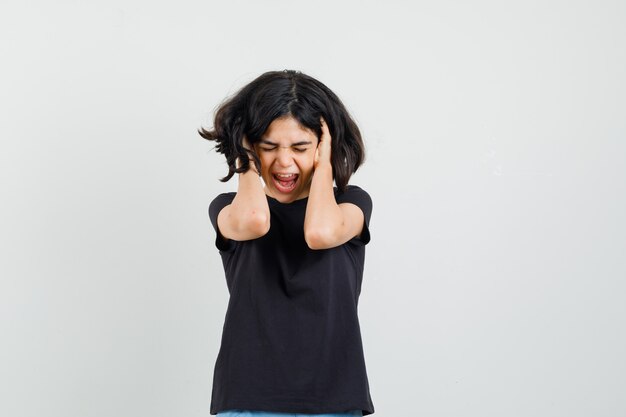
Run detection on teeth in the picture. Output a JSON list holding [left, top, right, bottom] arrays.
[[275, 173, 296, 178]]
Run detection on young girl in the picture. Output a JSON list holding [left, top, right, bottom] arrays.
[[199, 70, 375, 417]]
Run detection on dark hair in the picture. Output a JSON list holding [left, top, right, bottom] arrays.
[[198, 69, 366, 193]]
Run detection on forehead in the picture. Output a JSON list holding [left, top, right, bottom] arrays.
[[261, 116, 317, 145]]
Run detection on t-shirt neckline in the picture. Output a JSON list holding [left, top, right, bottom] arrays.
[[265, 186, 339, 206], [265, 194, 309, 206]]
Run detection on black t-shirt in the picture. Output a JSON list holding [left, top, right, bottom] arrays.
[[208, 185, 375, 415]]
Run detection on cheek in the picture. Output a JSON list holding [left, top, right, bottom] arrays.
[[257, 154, 270, 169], [301, 154, 316, 172], [299, 152, 313, 164]]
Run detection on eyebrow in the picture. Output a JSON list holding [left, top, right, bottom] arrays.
[[260, 139, 313, 146]]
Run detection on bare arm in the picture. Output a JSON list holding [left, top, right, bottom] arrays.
[[304, 118, 364, 250], [217, 137, 270, 242], [304, 162, 364, 250]]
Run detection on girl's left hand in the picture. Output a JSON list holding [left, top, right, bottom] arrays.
[[315, 117, 332, 169]]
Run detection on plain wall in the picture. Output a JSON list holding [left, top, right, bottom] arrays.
[[1, 0, 625, 416]]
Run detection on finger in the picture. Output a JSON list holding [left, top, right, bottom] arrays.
[[319, 117, 331, 142]]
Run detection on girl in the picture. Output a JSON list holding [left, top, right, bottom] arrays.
[[199, 70, 375, 417]]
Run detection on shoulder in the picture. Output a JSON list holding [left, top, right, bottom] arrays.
[[211, 191, 237, 203], [210, 192, 237, 208], [336, 184, 366, 192], [335, 185, 372, 210], [336, 185, 373, 246], [335, 184, 373, 227], [334, 184, 370, 198], [208, 192, 237, 222]]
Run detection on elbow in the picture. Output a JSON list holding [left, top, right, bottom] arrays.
[[304, 227, 334, 250], [243, 211, 270, 237]]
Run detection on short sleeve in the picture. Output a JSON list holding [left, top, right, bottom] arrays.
[[208, 192, 237, 252], [335, 185, 372, 246]]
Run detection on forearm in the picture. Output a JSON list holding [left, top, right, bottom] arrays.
[[230, 158, 270, 234], [304, 162, 342, 244]]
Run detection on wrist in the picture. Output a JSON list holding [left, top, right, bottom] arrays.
[[236, 157, 260, 176], [314, 161, 333, 172]]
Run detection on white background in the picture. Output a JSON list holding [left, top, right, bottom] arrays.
[[1, 1, 625, 416]]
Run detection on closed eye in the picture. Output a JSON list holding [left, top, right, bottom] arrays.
[[260, 147, 308, 152]]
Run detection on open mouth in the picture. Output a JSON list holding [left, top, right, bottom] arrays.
[[272, 173, 299, 193]]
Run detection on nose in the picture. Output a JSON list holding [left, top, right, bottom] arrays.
[[276, 147, 295, 167]]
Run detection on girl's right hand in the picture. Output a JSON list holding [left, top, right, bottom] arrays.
[[237, 134, 259, 174]]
